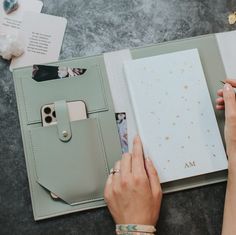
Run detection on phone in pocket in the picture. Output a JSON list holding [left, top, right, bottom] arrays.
[[40, 100, 87, 200], [41, 100, 87, 127]]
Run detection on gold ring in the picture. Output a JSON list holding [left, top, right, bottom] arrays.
[[109, 168, 121, 175]]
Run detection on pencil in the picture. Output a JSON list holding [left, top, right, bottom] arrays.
[[220, 81, 236, 93]]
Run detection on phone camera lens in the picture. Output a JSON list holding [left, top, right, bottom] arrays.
[[52, 111, 56, 118], [45, 116, 52, 123], [44, 107, 51, 114]]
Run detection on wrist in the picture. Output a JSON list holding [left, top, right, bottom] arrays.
[[116, 224, 156, 235], [226, 150, 236, 161], [228, 166, 236, 180], [227, 154, 236, 174]]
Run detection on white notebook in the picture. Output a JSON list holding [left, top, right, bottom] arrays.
[[123, 49, 228, 183]]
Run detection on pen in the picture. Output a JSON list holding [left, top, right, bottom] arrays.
[[220, 81, 236, 93]]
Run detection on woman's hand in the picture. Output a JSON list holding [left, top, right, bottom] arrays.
[[216, 79, 236, 168], [216, 80, 236, 235], [104, 136, 162, 226]]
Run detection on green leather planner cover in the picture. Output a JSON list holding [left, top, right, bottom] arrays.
[[13, 33, 227, 220], [13, 55, 122, 220]]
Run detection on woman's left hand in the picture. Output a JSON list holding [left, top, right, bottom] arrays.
[[104, 136, 162, 226]]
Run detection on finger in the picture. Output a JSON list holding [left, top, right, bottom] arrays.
[[112, 161, 122, 195], [217, 89, 223, 97], [145, 157, 162, 196], [132, 135, 146, 175], [112, 160, 121, 180], [104, 174, 113, 202], [216, 97, 224, 105], [225, 79, 236, 87], [223, 83, 236, 121], [105, 173, 113, 187], [120, 153, 132, 176], [216, 104, 225, 110]]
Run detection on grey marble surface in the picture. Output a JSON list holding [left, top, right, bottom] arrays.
[[0, 0, 236, 234]]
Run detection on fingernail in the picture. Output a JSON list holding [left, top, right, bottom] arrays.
[[134, 135, 140, 143], [224, 83, 231, 91], [145, 156, 152, 163]]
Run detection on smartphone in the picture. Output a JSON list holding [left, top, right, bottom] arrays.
[[40, 100, 87, 200], [41, 100, 87, 127]]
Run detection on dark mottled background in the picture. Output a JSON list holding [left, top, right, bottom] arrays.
[[1, 0, 236, 234]]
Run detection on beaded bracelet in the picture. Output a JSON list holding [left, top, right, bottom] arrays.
[[116, 224, 156, 235]]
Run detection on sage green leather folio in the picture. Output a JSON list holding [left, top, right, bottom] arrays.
[[13, 55, 122, 220], [13, 33, 227, 220]]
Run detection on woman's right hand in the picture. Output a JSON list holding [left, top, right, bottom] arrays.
[[217, 81, 236, 235], [216, 79, 236, 170]]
